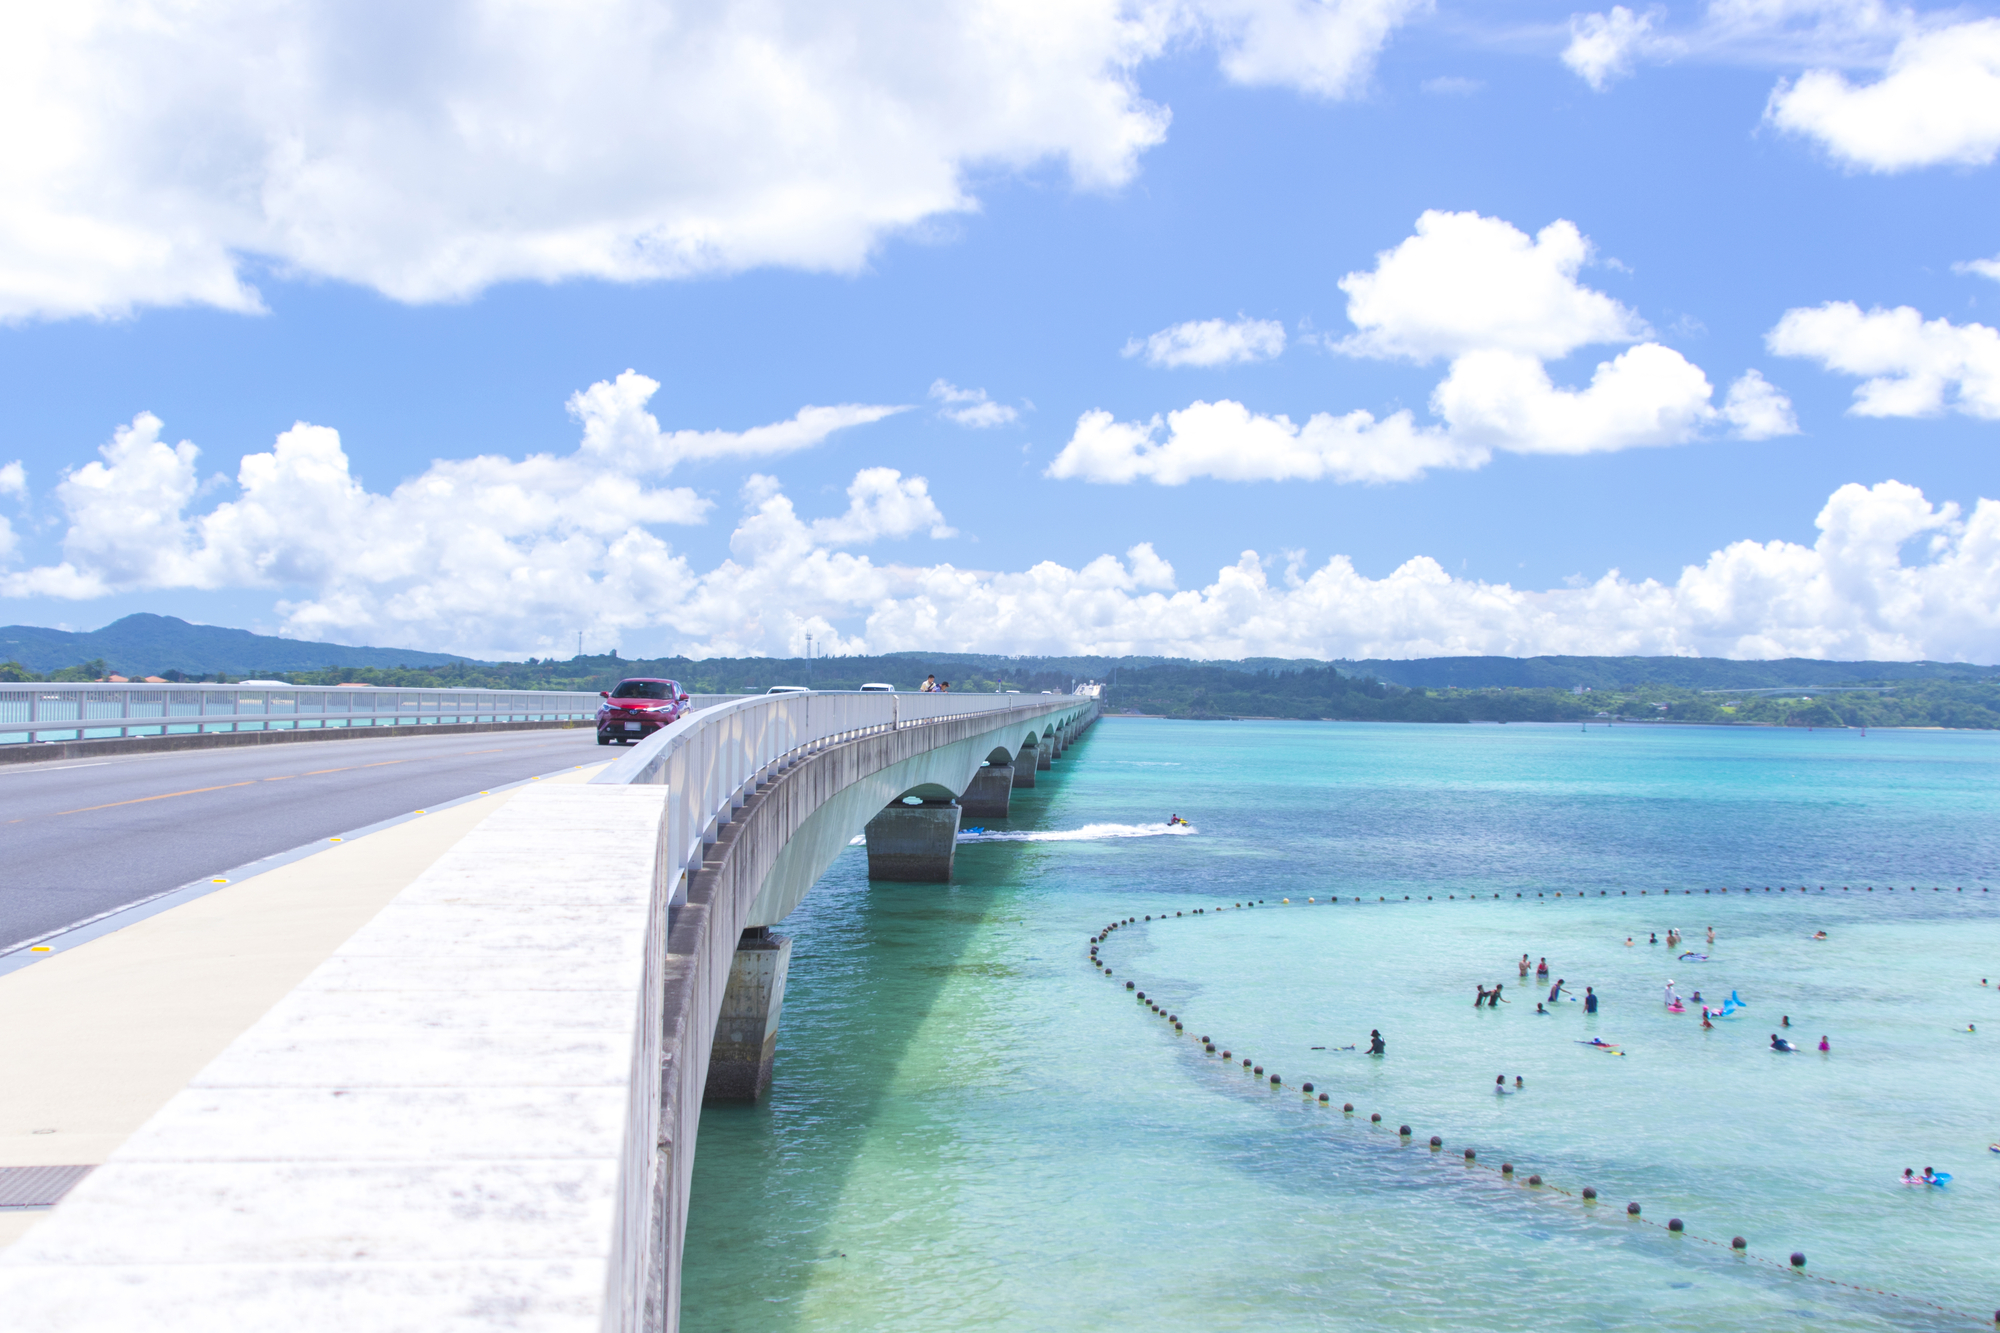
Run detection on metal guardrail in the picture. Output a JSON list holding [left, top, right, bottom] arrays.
[[591, 691, 1073, 912], [0, 682, 606, 745]]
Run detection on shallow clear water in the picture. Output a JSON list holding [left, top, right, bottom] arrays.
[[682, 720, 2000, 1332]]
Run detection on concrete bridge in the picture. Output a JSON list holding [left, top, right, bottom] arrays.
[[0, 689, 1098, 1331]]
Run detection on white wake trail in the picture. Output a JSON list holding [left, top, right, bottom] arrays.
[[850, 822, 1195, 846]]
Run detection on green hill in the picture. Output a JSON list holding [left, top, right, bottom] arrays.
[[0, 614, 475, 676]]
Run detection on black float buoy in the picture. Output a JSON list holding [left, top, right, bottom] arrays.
[[1427, 1135, 1439, 1147], [1205, 1044, 1215, 1053], [1790, 1252, 1806, 1269], [1269, 1074, 1281, 1085], [1527, 1174, 1542, 1186], [1253, 1065, 1263, 1075], [1370, 1113, 1381, 1123], [1318, 1093, 1329, 1102], [1125, 981, 1134, 989], [1501, 1163, 1514, 1175], [1302, 1082, 1314, 1093], [1668, 1218, 1684, 1233], [1464, 1149, 1476, 1161], [1731, 1237, 1746, 1250], [1626, 1202, 1642, 1216], [1344, 1103, 1355, 1113], [1221, 1050, 1231, 1059], [1581, 1187, 1597, 1200], [1137, 991, 1146, 1000]]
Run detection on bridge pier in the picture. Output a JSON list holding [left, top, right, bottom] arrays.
[[960, 764, 1013, 819], [706, 928, 793, 1102], [1036, 739, 1053, 770], [1011, 745, 1037, 787], [864, 799, 961, 880]]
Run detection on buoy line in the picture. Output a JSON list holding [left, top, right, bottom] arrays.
[[1088, 906, 1996, 1328]]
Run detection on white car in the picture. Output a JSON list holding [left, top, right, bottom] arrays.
[[859, 683, 895, 692], [765, 685, 811, 694]]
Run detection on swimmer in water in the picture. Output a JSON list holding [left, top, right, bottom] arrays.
[[1495, 1074, 1510, 1092], [1548, 979, 1564, 1002], [1488, 983, 1507, 1007], [1476, 985, 1489, 1008], [1922, 1167, 1939, 1184], [1519, 954, 1531, 977], [1584, 987, 1598, 1014], [1649, 932, 1659, 945], [1903, 1168, 1917, 1185], [1514, 1076, 1524, 1089], [1782, 1015, 1790, 1027], [1771, 1033, 1798, 1052], [1664, 980, 1679, 1008], [1625, 936, 1634, 946], [1535, 1002, 1550, 1014], [1700, 1009, 1714, 1030], [1707, 925, 1715, 945], [1536, 957, 1549, 978], [1819, 1035, 1830, 1051], [1368, 1030, 1386, 1055], [1812, 930, 1827, 940]]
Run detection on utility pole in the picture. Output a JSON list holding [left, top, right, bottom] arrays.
[[806, 633, 813, 687], [577, 630, 582, 659]]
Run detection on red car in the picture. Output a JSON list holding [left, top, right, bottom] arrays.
[[597, 677, 690, 744]]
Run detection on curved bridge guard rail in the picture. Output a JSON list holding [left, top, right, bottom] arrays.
[[591, 692, 1097, 1332]]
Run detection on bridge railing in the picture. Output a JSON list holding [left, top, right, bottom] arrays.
[[592, 691, 1057, 912], [0, 681, 607, 744]]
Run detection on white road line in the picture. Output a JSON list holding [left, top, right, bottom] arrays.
[[0, 762, 110, 776]]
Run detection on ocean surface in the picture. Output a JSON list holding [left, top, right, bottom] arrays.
[[681, 719, 2000, 1332]]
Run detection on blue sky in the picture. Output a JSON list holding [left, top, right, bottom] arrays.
[[0, 0, 1996, 661]]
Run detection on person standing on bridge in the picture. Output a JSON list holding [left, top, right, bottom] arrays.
[[920, 675, 938, 692]]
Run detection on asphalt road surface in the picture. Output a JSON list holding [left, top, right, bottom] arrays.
[[0, 727, 609, 951]]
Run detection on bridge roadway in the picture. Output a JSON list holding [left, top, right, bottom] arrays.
[[0, 692, 1098, 1332], [0, 727, 605, 951]]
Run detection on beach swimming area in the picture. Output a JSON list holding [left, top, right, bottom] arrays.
[[683, 719, 2000, 1332]]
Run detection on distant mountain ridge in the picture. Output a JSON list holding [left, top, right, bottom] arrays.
[[0, 614, 478, 674], [1332, 655, 2000, 690], [0, 614, 1995, 684]]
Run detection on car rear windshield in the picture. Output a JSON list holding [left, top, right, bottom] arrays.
[[611, 680, 676, 699]]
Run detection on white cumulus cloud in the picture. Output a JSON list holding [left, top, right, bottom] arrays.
[[0, 0, 1420, 322], [1336, 212, 1646, 362], [1769, 302, 2000, 418], [1767, 18, 2000, 171], [1053, 211, 1788, 485], [1124, 316, 1288, 367], [1563, 6, 1664, 91], [0, 401, 1991, 659], [0, 373, 904, 651], [929, 381, 1019, 428], [1720, 369, 1802, 438], [1197, 0, 1429, 99], [1047, 401, 1481, 485], [861, 479, 2000, 662]]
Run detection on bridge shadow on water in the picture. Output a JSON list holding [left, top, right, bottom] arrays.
[[678, 751, 1086, 1333]]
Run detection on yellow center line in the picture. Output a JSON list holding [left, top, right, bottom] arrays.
[[56, 780, 258, 816], [38, 740, 569, 820]]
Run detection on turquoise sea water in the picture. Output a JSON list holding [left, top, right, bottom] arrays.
[[682, 720, 2000, 1332]]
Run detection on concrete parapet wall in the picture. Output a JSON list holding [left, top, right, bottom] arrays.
[[0, 716, 585, 766], [648, 700, 1094, 1330]]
